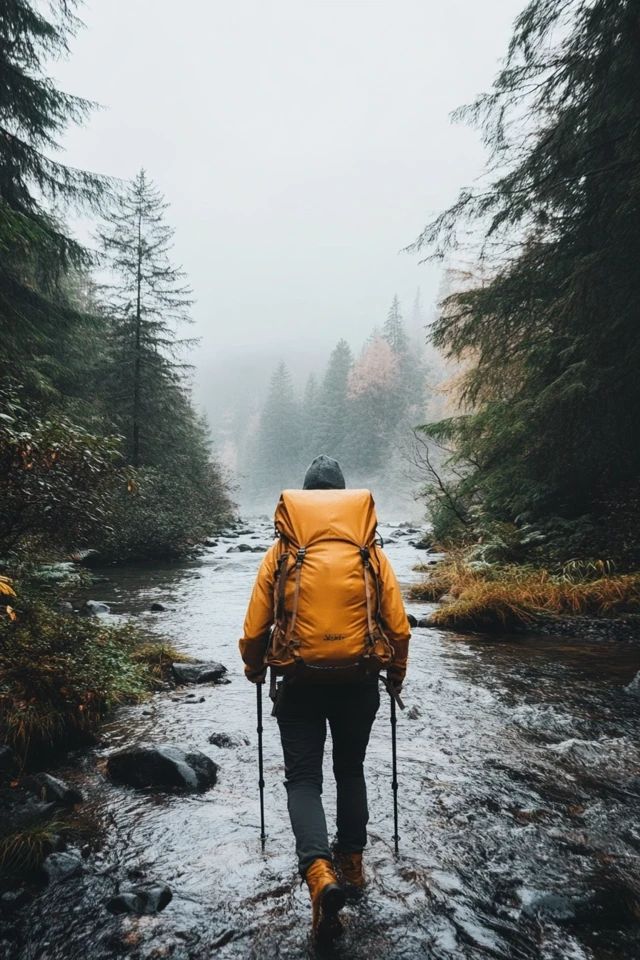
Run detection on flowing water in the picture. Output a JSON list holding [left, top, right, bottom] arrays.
[[11, 520, 640, 960]]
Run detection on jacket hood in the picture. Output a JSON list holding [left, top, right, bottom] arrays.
[[302, 455, 346, 490]]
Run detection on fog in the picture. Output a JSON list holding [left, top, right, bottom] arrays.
[[51, 0, 523, 510]]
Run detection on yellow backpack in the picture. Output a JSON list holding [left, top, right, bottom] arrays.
[[265, 488, 393, 679]]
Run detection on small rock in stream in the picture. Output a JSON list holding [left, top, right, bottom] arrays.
[[42, 852, 83, 883], [407, 613, 418, 628], [171, 695, 205, 704], [624, 671, 640, 696], [58, 601, 74, 614], [208, 732, 249, 748], [150, 601, 166, 612], [0, 745, 14, 777], [227, 543, 264, 553], [106, 882, 172, 915], [171, 661, 228, 684], [81, 599, 110, 616], [24, 773, 83, 806], [106, 745, 218, 792], [417, 617, 433, 628]]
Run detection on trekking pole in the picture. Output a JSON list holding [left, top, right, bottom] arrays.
[[380, 676, 404, 855], [256, 681, 266, 849], [390, 691, 399, 855]]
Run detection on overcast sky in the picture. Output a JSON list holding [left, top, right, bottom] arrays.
[[52, 0, 523, 417]]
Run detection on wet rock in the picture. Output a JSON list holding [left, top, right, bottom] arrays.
[[520, 889, 575, 921], [0, 889, 28, 913], [406, 705, 422, 720], [25, 773, 83, 806], [106, 745, 218, 792], [106, 882, 172, 915], [171, 661, 228, 684], [42, 852, 83, 883], [171, 695, 205, 704], [203, 538, 218, 547], [58, 601, 74, 614], [227, 543, 265, 553], [208, 732, 249, 748], [70, 548, 101, 567], [81, 599, 110, 616], [0, 745, 14, 777], [407, 613, 418, 628], [410, 538, 433, 550], [624, 670, 640, 696], [150, 601, 166, 612], [417, 617, 432, 628]]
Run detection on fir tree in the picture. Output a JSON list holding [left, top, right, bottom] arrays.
[[97, 169, 193, 467], [411, 0, 640, 559], [316, 339, 354, 462], [254, 362, 302, 498], [0, 0, 110, 394]]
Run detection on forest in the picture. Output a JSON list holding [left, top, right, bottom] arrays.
[[1, 1, 640, 958]]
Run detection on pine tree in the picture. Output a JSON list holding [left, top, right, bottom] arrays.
[[383, 295, 409, 355], [411, 0, 640, 558], [97, 169, 193, 467], [0, 0, 109, 394], [316, 339, 354, 463], [254, 362, 302, 498]]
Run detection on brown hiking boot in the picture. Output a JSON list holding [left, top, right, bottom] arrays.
[[334, 850, 365, 893], [305, 858, 346, 940]]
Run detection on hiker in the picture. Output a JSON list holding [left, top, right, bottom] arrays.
[[239, 455, 411, 940]]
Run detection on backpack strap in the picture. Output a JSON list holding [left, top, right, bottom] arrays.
[[360, 546, 377, 649], [285, 547, 306, 646]]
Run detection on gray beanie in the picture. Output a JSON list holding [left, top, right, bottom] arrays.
[[302, 455, 346, 490]]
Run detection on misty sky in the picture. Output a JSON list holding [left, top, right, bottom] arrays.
[[52, 0, 523, 419]]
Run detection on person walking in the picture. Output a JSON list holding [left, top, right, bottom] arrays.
[[239, 455, 411, 940]]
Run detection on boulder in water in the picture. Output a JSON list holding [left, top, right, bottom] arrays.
[[407, 613, 418, 628], [208, 732, 249, 748], [171, 661, 228, 684], [25, 773, 83, 806], [625, 671, 640, 696], [106, 745, 218, 792], [42, 852, 83, 883], [106, 882, 172, 915], [150, 601, 166, 612], [81, 600, 110, 616], [58, 601, 74, 614]]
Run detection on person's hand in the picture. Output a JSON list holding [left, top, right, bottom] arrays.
[[247, 667, 267, 684]]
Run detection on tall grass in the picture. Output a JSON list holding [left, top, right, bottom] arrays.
[[410, 554, 640, 631]]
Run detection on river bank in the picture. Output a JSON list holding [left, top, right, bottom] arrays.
[[1, 520, 640, 959]]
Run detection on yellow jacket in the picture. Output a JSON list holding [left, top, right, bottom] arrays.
[[239, 537, 410, 685]]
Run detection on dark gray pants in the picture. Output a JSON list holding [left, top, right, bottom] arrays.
[[275, 679, 380, 876]]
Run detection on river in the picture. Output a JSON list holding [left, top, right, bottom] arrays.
[[14, 518, 640, 960]]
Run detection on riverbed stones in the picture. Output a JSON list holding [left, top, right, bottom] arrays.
[[226, 543, 264, 553], [106, 745, 218, 792], [208, 732, 249, 748], [81, 600, 110, 616], [25, 773, 83, 806], [0, 746, 14, 778], [171, 661, 228, 684], [42, 852, 83, 883], [106, 882, 172, 915]]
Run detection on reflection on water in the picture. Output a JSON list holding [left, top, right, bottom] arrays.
[[15, 521, 640, 959]]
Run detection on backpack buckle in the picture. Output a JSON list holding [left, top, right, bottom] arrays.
[[360, 546, 370, 566], [295, 547, 306, 566]]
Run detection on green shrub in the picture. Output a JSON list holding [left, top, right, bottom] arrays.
[[0, 599, 150, 762]]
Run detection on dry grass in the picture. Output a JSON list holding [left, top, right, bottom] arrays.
[[411, 555, 640, 631], [132, 642, 193, 682], [0, 819, 65, 878]]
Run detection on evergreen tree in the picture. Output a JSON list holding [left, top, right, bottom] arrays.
[[383, 295, 409, 355], [411, 0, 640, 559], [316, 339, 353, 462], [301, 372, 322, 463], [254, 362, 302, 498], [0, 0, 109, 395], [97, 169, 193, 467]]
